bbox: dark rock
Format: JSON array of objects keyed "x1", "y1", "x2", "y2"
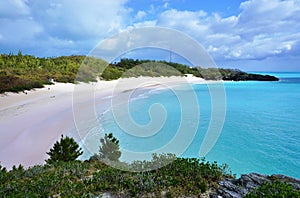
[
  {"x1": 221, "y1": 72, "x2": 279, "y2": 81},
  {"x1": 218, "y1": 179, "x2": 243, "y2": 198},
  {"x1": 210, "y1": 173, "x2": 300, "y2": 198},
  {"x1": 244, "y1": 173, "x2": 270, "y2": 186}
]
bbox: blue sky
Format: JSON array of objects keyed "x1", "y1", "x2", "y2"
[{"x1": 0, "y1": 0, "x2": 300, "y2": 71}]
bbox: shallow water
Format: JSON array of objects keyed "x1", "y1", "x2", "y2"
[{"x1": 81, "y1": 72, "x2": 300, "y2": 178}]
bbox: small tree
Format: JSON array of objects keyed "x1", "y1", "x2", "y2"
[
  {"x1": 46, "y1": 135, "x2": 83, "y2": 164},
  {"x1": 99, "y1": 133, "x2": 121, "y2": 161}
]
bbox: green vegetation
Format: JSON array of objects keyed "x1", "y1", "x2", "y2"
[
  {"x1": 102, "y1": 58, "x2": 279, "y2": 81},
  {"x1": 102, "y1": 59, "x2": 201, "y2": 80},
  {"x1": 122, "y1": 62, "x2": 182, "y2": 77},
  {"x1": 0, "y1": 156, "x2": 230, "y2": 197},
  {"x1": 245, "y1": 180, "x2": 300, "y2": 197},
  {"x1": 0, "y1": 53, "x2": 278, "y2": 93},
  {"x1": 0, "y1": 52, "x2": 106, "y2": 93},
  {"x1": 45, "y1": 135, "x2": 83, "y2": 164},
  {"x1": 99, "y1": 133, "x2": 121, "y2": 161},
  {"x1": 0, "y1": 133, "x2": 231, "y2": 197},
  {"x1": 1, "y1": 133, "x2": 299, "y2": 197},
  {"x1": 95, "y1": 133, "x2": 122, "y2": 162}
]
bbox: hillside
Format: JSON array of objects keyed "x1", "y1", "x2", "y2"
[
  {"x1": 0, "y1": 53, "x2": 278, "y2": 93},
  {"x1": 1, "y1": 152, "x2": 299, "y2": 197}
]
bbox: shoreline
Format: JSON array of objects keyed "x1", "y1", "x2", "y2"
[{"x1": 0, "y1": 76, "x2": 208, "y2": 169}]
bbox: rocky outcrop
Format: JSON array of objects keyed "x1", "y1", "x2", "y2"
[
  {"x1": 210, "y1": 173, "x2": 300, "y2": 198},
  {"x1": 222, "y1": 73, "x2": 279, "y2": 81}
]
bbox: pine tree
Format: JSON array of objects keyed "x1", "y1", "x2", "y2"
[
  {"x1": 46, "y1": 135, "x2": 83, "y2": 164},
  {"x1": 99, "y1": 133, "x2": 121, "y2": 161}
]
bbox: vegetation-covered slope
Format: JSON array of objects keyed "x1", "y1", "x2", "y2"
[
  {"x1": 0, "y1": 52, "x2": 107, "y2": 93},
  {"x1": 0, "y1": 134, "x2": 231, "y2": 197},
  {"x1": 1, "y1": 134, "x2": 299, "y2": 197},
  {"x1": 0, "y1": 157, "x2": 232, "y2": 197},
  {"x1": 0, "y1": 53, "x2": 278, "y2": 93},
  {"x1": 102, "y1": 59, "x2": 279, "y2": 81}
]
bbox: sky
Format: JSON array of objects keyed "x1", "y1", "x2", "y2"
[{"x1": 0, "y1": 0, "x2": 300, "y2": 71}]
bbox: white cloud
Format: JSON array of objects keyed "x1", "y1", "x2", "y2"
[
  {"x1": 92, "y1": 27, "x2": 216, "y2": 67},
  {"x1": 132, "y1": 20, "x2": 157, "y2": 28},
  {"x1": 0, "y1": 0, "x2": 30, "y2": 18},
  {"x1": 237, "y1": 0, "x2": 300, "y2": 39},
  {"x1": 0, "y1": 0, "x2": 131, "y2": 56},
  {"x1": 149, "y1": 4, "x2": 156, "y2": 15},
  {"x1": 152, "y1": 0, "x2": 300, "y2": 61},
  {"x1": 135, "y1": 11, "x2": 147, "y2": 20},
  {"x1": 1, "y1": 0, "x2": 299, "y2": 66},
  {"x1": 157, "y1": 9, "x2": 209, "y2": 37},
  {"x1": 163, "y1": 2, "x2": 169, "y2": 9},
  {"x1": 30, "y1": 0, "x2": 131, "y2": 40}
]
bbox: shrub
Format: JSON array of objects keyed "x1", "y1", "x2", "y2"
[
  {"x1": 245, "y1": 180, "x2": 300, "y2": 198},
  {"x1": 45, "y1": 135, "x2": 83, "y2": 164},
  {"x1": 99, "y1": 133, "x2": 121, "y2": 162}
]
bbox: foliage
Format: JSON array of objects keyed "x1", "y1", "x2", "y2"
[
  {"x1": 102, "y1": 58, "x2": 199, "y2": 80},
  {"x1": 98, "y1": 133, "x2": 121, "y2": 161},
  {"x1": 102, "y1": 58, "x2": 278, "y2": 81},
  {"x1": 245, "y1": 180, "x2": 300, "y2": 198},
  {"x1": 0, "y1": 161, "x2": 91, "y2": 197},
  {"x1": 129, "y1": 153, "x2": 177, "y2": 172},
  {"x1": 0, "y1": 53, "x2": 278, "y2": 93},
  {"x1": 101, "y1": 66, "x2": 124, "y2": 80},
  {"x1": 45, "y1": 135, "x2": 83, "y2": 164},
  {"x1": 121, "y1": 62, "x2": 182, "y2": 77},
  {"x1": 0, "y1": 155, "x2": 232, "y2": 197},
  {"x1": 0, "y1": 53, "x2": 106, "y2": 93},
  {"x1": 2, "y1": 132, "x2": 295, "y2": 197},
  {"x1": 0, "y1": 162, "x2": 8, "y2": 185}
]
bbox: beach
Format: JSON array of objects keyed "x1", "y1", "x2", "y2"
[{"x1": 0, "y1": 76, "x2": 205, "y2": 169}]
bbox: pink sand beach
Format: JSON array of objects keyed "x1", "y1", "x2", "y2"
[{"x1": 0, "y1": 76, "x2": 205, "y2": 169}]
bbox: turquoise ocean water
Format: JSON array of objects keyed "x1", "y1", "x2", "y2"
[{"x1": 92, "y1": 72, "x2": 300, "y2": 178}]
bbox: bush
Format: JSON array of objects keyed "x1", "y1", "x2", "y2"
[
  {"x1": 0, "y1": 155, "x2": 231, "y2": 197},
  {"x1": 98, "y1": 133, "x2": 121, "y2": 162},
  {"x1": 45, "y1": 135, "x2": 83, "y2": 164},
  {"x1": 246, "y1": 180, "x2": 300, "y2": 198}
]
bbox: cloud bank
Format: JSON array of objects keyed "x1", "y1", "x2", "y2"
[{"x1": 0, "y1": 0, "x2": 299, "y2": 70}]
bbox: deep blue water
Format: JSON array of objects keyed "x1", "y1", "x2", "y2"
[{"x1": 87, "y1": 72, "x2": 300, "y2": 178}]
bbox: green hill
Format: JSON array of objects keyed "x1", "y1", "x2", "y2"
[{"x1": 0, "y1": 53, "x2": 278, "y2": 93}]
